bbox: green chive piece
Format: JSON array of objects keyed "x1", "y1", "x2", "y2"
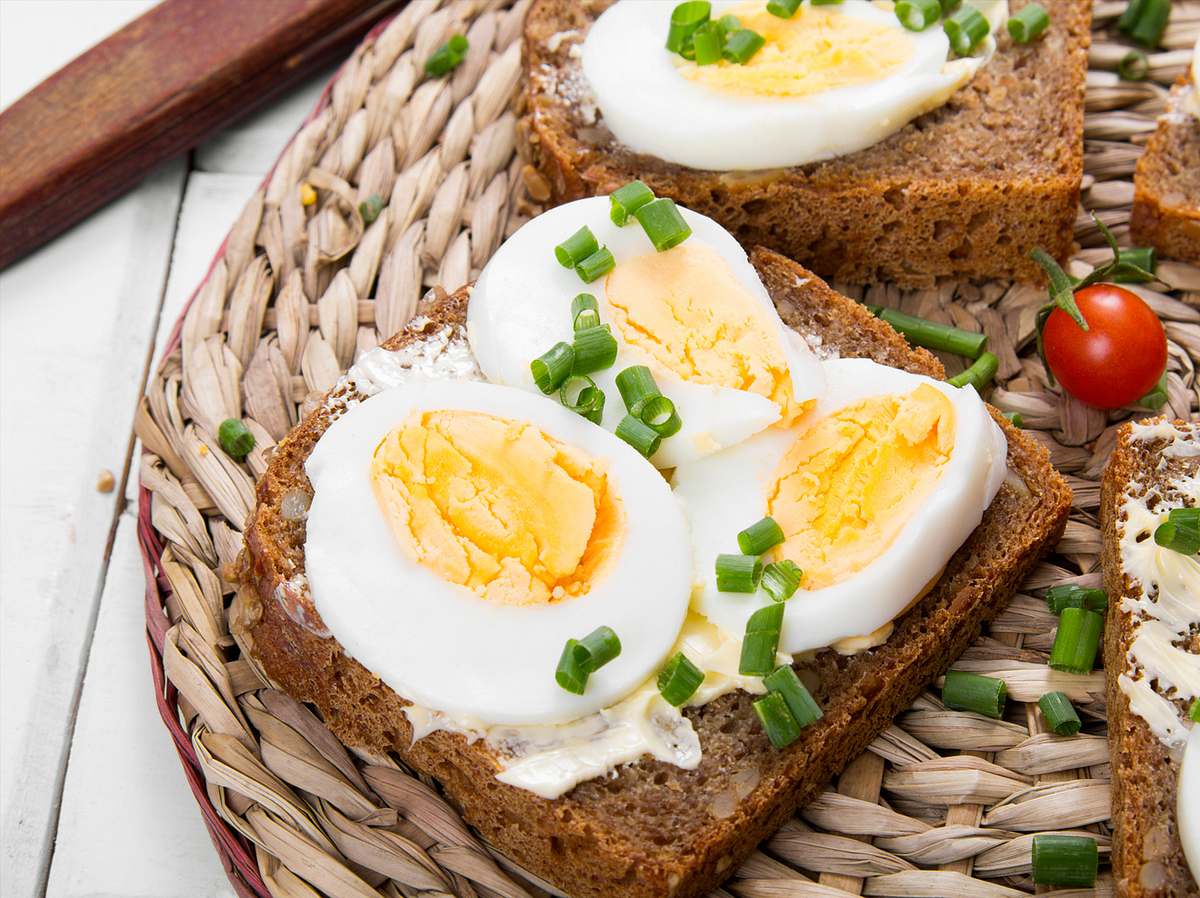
[
  {"x1": 762, "y1": 560, "x2": 803, "y2": 603},
  {"x1": 555, "y1": 226, "x2": 599, "y2": 268},
  {"x1": 610, "y1": 180, "x2": 655, "y2": 226},
  {"x1": 948, "y1": 351, "x2": 999, "y2": 392},
  {"x1": 572, "y1": 325, "x2": 619, "y2": 374},
  {"x1": 575, "y1": 246, "x2": 615, "y2": 283},
  {"x1": 1006, "y1": 2, "x2": 1049, "y2": 42},
  {"x1": 1190, "y1": 699, "x2": 1200, "y2": 723},
  {"x1": 717, "y1": 553, "x2": 763, "y2": 594},
  {"x1": 560, "y1": 375, "x2": 604, "y2": 421},
  {"x1": 634, "y1": 198, "x2": 692, "y2": 252},
  {"x1": 639, "y1": 394, "x2": 682, "y2": 437},
  {"x1": 1118, "y1": 49, "x2": 1150, "y2": 80},
  {"x1": 764, "y1": 665, "x2": 823, "y2": 726},
  {"x1": 754, "y1": 692, "x2": 802, "y2": 748},
  {"x1": 1031, "y1": 834, "x2": 1099, "y2": 887},
  {"x1": 1044, "y1": 585, "x2": 1108, "y2": 615},
  {"x1": 1137, "y1": 370, "x2": 1169, "y2": 410},
  {"x1": 942, "y1": 670, "x2": 1008, "y2": 719},
  {"x1": 571, "y1": 293, "x2": 600, "y2": 331},
  {"x1": 896, "y1": 0, "x2": 942, "y2": 31},
  {"x1": 667, "y1": 0, "x2": 711, "y2": 53},
  {"x1": 425, "y1": 34, "x2": 469, "y2": 77},
  {"x1": 615, "y1": 414, "x2": 662, "y2": 458},
  {"x1": 939, "y1": 0, "x2": 962, "y2": 12},
  {"x1": 1118, "y1": 0, "x2": 1146, "y2": 30},
  {"x1": 583, "y1": 389, "x2": 605, "y2": 424},
  {"x1": 1004, "y1": 411, "x2": 1024, "y2": 428},
  {"x1": 358, "y1": 193, "x2": 385, "y2": 225},
  {"x1": 658, "y1": 652, "x2": 706, "y2": 706},
  {"x1": 739, "y1": 602, "x2": 784, "y2": 676},
  {"x1": 1048, "y1": 607, "x2": 1104, "y2": 674},
  {"x1": 716, "y1": 13, "x2": 741, "y2": 35},
  {"x1": 738, "y1": 516, "x2": 785, "y2": 555},
  {"x1": 722, "y1": 28, "x2": 766, "y2": 64},
  {"x1": 811, "y1": 0, "x2": 844, "y2": 4},
  {"x1": 555, "y1": 639, "x2": 588, "y2": 694},
  {"x1": 1122, "y1": 0, "x2": 1170, "y2": 47},
  {"x1": 574, "y1": 625, "x2": 622, "y2": 672},
  {"x1": 692, "y1": 21, "x2": 725, "y2": 64},
  {"x1": 866, "y1": 305, "x2": 988, "y2": 358},
  {"x1": 767, "y1": 0, "x2": 802, "y2": 17},
  {"x1": 1038, "y1": 691, "x2": 1082, "y2": 736},
  {"x1": 1113, "y1": 246, "x2": 1156, "y2": 280},
  {"x1": 1154, "y1": 507, "x2": 1200, "y2": 555},
  {"x1": 218, "y1": 418, "x2": 255, "y2": 460},
  {"x1": 944, "y1": 5, "x2": 989, "y2": 55},
  {"x1": 531, "y1": 342, "x2": 575, "y2": 394},
  {"x1": 616, "y1": 365, "x2": 661, "y2": 416}
]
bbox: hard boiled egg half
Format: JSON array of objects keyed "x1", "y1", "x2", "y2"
[
  {"x1": 304, "y1": 380, "x2": 693, "y2": 725},
  {"x1": 467, "y1": 196, "x2": 825, "y2": 468},
  {"x1": 673, "y1": 358, "x2": 1008, "y2": 652},
  {"x1": 582, "y1": 0, "x2": 1007, "y2": 171}
]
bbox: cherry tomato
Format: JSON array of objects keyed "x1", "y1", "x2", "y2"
[{"x1": 1042, "y1": 284, "x2": 1166, "y2": 410}]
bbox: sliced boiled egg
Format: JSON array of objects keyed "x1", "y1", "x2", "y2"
[
  {"x1": 467, "y1": 196, "x2": 825, "y2": 468},
  {"x1": 582, "y1": 0, "x2": 1007, "y2": 171},
  {"x1": 673, "y1": 358, "x2": 1008, "y2": 652},
  {"x1": 304, "y1": 380, "x2": 693, "y2": 725}
]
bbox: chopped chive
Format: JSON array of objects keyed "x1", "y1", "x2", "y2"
[
  {"x1": 939, "y1": 0, "x2": 962, "y2": 12},
  {"x1": 1137, "y1": 370, "x2": 1169, "y2": 410},
  {"x1": 447, "y1": 34, "x2": 468, "y2": 54},
  {"x1": 1117, "y1": 49, "x2": 1150, "y2": 80},
  {"x1": 358, "y1": 193, "x2": 385, "y2": 225},
  {"x1": 425, "y1": 34, "x2": 469, "y2": 77},
  {"x1": 610, "y1": 180, "x2": 655, "y2": 226},
  {"x1": 572, "y1": 325, "x2": 619, "y2": 374},
  {"x1": 1044, "y1": 585, "x2": 1108, "y2": 615},
  {"x1": 560, "y1": 375, "x2": 604, "y2": 421},
  {"x1": 717, "y1": 553, "x2": 763, "y2": 594},
  {"x1": 762, "y1": 560, "x2": 803, "y2": 603},
  {"x1": 767, "y1": 0, "x2": 802, "y2": 17},
  {"x1": 583, "y1": 388, "x2": 605, "y2": 424},
  {"x1": 1048, "y1": 607, "x2": 1104, "y2": 674},
  {"x1": 948, "y1": 351, "x2": 999, "y2": 392},
  {"x1": 1113, "y1": 246, "x2": 1156, "y2": 280},
  {"x1": 666, "y1": 0, "x2": 711, "y2": 53},
  {"x1": 1031, "y1": 834, "x2": 1098, "y2": 887},
  {"x1": 944, "y1": 5, "x2": 989, "y2": 55},
  {"x1": 754, "y1": 691, "x2": 802, "y2": 748},
  {"x1": 1121, "y1": 0, "x2": 1170, "y2": 47},
  {"x1": 615, "y1": 365, "x2": 661, "y2": 416},
  {"x1": 1191, "y1": 699, "x2": 1200, "y2": 723},
  {"x1": 615, "y1": 414, "x2": 661, "y2": 458},
  {"x1": 896, "y1": 0, "x2": 942, "y2": 31},
  {"x1": 737, "y1": 516, "x2": 785, "y2": 555},
  {"x1": 571, "y1": 293, "x2": 600, "y2": 331},
  {"x1": 575, "y1": 246, "x2": 615, "y2": 283},
  {"x1": 574, "y1": 626, "x2": 621, "y2": 672},
  {"x1": 634, "y1": 198, "x2": 692, "y2": 252},
  {"x1": 716, "y1": 13, "x2": 741, "y2": 34},
  {"x1": 1038, "y1": 691, "x2": 1082, "y2": 736},
  {"x1": 531, "y1": 342, "x2": 575, "y2": 394},
  {"x1": 218, "y1": 418, "x2": 255, "y2": 460},
  {"x1": 722, "y1": 28, "x2": 765, "y2": 64},
  {"x1": 1118, "y1": 0, "x2": 1146, "y2": 30},
  {"x1": 1006, "y1": 2, "x2": 1049, "y2": 42},
  {"x1": 764, "y1": 665, "x2": 823, "y2": 726},
  {"x1": 658, "y1": 652, "x2": 706, "y2": 706},
  {"x1": 639, "y1": 395, "x2": 682, "y2": 437},
  {"x1": 555, "y1": 226, "x2": 599, "y2": 268},
  {"x1": 866, "y1": 305, "x2": 987, "y2": 358},
  {"x1": 1004, "y1": 411, "x2": 1024, "y2": 428},
  {"x1": 1154, "y1": 507, "x2": 1200, "y2": 555},
  {"x1": 811, "y1": 0, "x2": 844, "y2": 4},
  {"x1": 942, "y1": 670, "x2": 1007, "y2": 719},
  {"x1": 692, "y1": 21, "x2": 725, "y2": 64},
  {"x1": 555, "y1": 638, "x2": 588, "y2": 694},
  {"x1": 739, "y1": 602, "x2": 784, "y2": 676}
]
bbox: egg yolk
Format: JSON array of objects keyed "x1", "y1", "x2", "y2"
[
  {"x1": 370, "y1": 410, "x2": 624, "y2": 606},
  {"x1": 767, "y1": 385, "x2": 954, "y2": 589},
  {"x1": 678, "y1": 2, "x2": 914, "y2": 98},
  {"x1": 604, "y1": 241, "x2": 804, "y2": 425}
]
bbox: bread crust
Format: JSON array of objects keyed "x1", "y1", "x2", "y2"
[
  {"x1": 1101, "y1": 418, "x2": 1200, "y2": 898},
  {"x1": 1130, "y1": 80, "x2": 1200, "y2": 263},
  {"x1": 238, "y1": 251, "x2": 1072, "y2": 898},
  {"x1": 519, "y1": 0, "x2": 1091, "y2": 288}
]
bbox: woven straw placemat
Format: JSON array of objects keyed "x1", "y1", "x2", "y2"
[{"x1": 136, "y1": 1, "x2": 1200, "y2": 896}]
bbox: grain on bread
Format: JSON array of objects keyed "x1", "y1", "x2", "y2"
[
  {"x1": 520, "y1": 0, "x2": 1091, "y2": 288},
  {"x1": 1130, "y1": 79, "x2": 1200, "y2": 263},
  {"x1": 236, "y1": 250, "x2": 1073, "y2": 898}
]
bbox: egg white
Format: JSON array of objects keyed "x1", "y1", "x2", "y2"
[
  {"x1": 467, "y1": 196, "x2": 825, "y2": 468},
  {"x1": 304, "y1": 380, "x2": 693, "y2": 725},
  {"x1": 672, "y1": 358, "x2": 1009, "y2": 653},
  {"x1": 581, "y1": 0, "x2": 1007, "y2": 171}
]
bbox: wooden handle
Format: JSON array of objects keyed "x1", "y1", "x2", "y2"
[{"x1": 0, "y1": 0, "x2": 405, "y2": 271}]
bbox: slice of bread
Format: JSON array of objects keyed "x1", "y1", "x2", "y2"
[
  {"x1": 1130, "y1": 79, "x2": 1200, "y2": 263},
  {"x1": 236, "y1": 249, "x2": 1072, "y2": 898},
  {"x1": 520, "y1": 0, "x2": 1091, "y2": 288},
  {"x1": 1101, "y1": 418, "x2": 1200, "y2": 898}
]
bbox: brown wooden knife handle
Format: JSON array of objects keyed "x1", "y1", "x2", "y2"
[{"x1": 0, "y1": 0, "x2": 406, "y2": 271}]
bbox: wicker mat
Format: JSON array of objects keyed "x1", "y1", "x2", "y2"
[{"x1": 136, "y1": 1, "x2": 1200, "y2": 896}]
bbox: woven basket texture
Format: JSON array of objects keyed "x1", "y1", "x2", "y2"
[{"x1": 136, "y1": 1, "x2": 1200, "y2": 896}]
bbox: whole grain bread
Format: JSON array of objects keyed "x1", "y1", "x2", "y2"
[
  {"x1": 1130, "y1": 79, "x2": 1200, "y2": 263},
  {"x1": 1101, "y1": 418, "x2": 1200, "y2": 898},
  {"x1": 237, "y1": 249, "x2": 1072, "y2": 898},
  {"x1": 519, "y1": 0, "x2": 1091, "y2": 288}
]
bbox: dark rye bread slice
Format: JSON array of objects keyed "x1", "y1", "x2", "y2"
[
  {"x1": 519, "y1": 0, "x2": 1091, "y2": 288},
  {"x1": 236, "y1": 249, "x2": 1072, "y2": 898},
  {"x1": 1101, "y1": 418, "x2": 1200, "y2": 898},
  {"x1": 1130, "y1": 79, "x2": 1200, "y2": 263}
]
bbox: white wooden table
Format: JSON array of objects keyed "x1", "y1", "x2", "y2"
[{"x1": 0, "y1": 4, "x2": 337, "y2": 894}]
